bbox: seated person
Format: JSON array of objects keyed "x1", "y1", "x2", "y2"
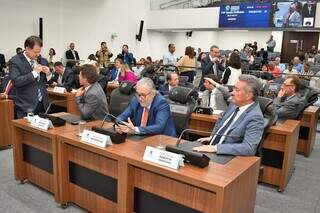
[
  {"x1": 0, "y1": 75, "x2": 15, "y2": 100},
  {"x1": 88, "y1": 60, "x2": 107, "y2": 93},
  {"x1": 109, "y1": 58, "x2": 122, "y2": 82},
  {"x1": 300, "y1": 62, "x2": 314, "y2": 81},
  {"x1": 200, "y1": 74, "x2": 229, "y2": 111},
  {"x1": 118, "y1": 63, "x2": 137, "y2": 83},
  {"x1": 49, "y1": 62, "x2": 75, "y2": 90},
  {"x1": 273, "y1": 76, "x2": 306, "y2": 119},
  {"x1": 193, "y1": 74, "x2": 264, "y2": 156},
  {"x1": 75, "y1": 64, "x2": 109, "y2": 120},
  {"x1": 158, "y1": 72, "x2": 179, "y2": 96},
  {"x1": 115, "y1": 77, "x2": 176, "y2": 137},
  {"x1": 282, "y1": 62, "x2": 298, "y2": 78}
]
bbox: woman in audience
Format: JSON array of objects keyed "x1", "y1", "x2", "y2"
[
  {"x1": 176, "y1": 46, "x2": 197, "y2": 83},
  {"x1": 221, "y1": 52, "x2": 242, "y2": 86},
  {"x1": 47, "y1": 48, "x2": 57, "y2": 69},
  {"x1": 268, "y1": 61, "x2": 281, "y2": 78},
  {"x1": 118, "y1": 61, "x2": 137, "y2": 83}
]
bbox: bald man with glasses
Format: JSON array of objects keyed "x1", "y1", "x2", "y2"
[
  {"x1": 115, "y1": 77, "x2": 176, "y2": 137},
  {"x1": 274, "y1": 76, "x2": 306, "y2": 119}
]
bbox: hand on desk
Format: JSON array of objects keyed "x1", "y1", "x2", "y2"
[
  {"x1": 197, "y1": 137, "x2": 211, "y2": 144},
  {"x1": 193, "y1": 145, "x2": 217, "y2": 153},
  {"x1": 115, "y1": 118, "x2": 135, "y2": 135}
]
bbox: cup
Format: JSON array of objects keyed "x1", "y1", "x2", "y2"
[
  {"x1": 156, "y1": 135, "x2": 165, "y2": 150},
  {"x1": 78, "y1": 120, "x2": 86, "y2": 137},
  {"x1": 27, "y1": 112, "x2": 34, "y2": 122}
]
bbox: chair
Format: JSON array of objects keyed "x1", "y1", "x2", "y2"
[
  {"x1": 167, "y1": 86, "x2": 195, "y2": 137},
  {"x1": 108, "y1": 82, "x2": 135, "y2": 116},
  {"x1": 178, "y1": 75, "x2": 189, "y2": 84}
]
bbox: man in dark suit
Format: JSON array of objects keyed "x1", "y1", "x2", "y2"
[
  {"x1": 117, "y1": 44, "x2": 134, "y2": 67},
  {"x1": 158, "y1": 72, "x2": 179, "y2": 96},
  {"x1": 75, "y1": 64, "x2": 108, "y2": 120},
  {"x1": 116, "y1": 77, "x2": 176, "y2": 137},
  {"x1": 48, "y1": 61, "x2": 75, "y2": 90},
  {"x1": 0, "y1": 52, "x2": 5, "y2": 72},
  {"x1": 9, "y1": 36, "x2": 50, "y2": 118},
  {"x1": 193, "y1": 75, "x2": 264, "y2": 156},
  {"x1": 274, "y1": 76, "x2": 306, "y2": 119},
  {"x1": 302, "y1": 1, "x2": 316, "y2": 18},
  {"x1": 65, "y1": 42, "x2": 80, "y2": 68},
  {"x1": 201, "y1": 45, "x2": 225, "y2": 80}
]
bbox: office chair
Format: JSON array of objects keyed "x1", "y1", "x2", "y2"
[
  {"x1": 167, "y1": 86, "x2": 195, "y2": 137},
  {"x1": 109, "y1": 81, "x2": 135, "y2": 116}
]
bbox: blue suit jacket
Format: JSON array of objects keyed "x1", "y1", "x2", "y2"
[
  {"x1": 117, "y1": 94, "x2": 176, "y2": 137},
  {"x1": 9, "y1": 54, "x2": 49, "y2": 114},
  {"x1": 48, "y1": 67, "x2": 75, "y2": 89},
  {"x1": 213, "y1": 102, "x2": 264, "y2": 156},
  {"x1": 109, "y1": 68, "x2": 119, "y2": 81}
]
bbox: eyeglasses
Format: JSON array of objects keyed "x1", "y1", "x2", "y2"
[{"x1": 135, "y1": 91, "x2": 152, "y2": 98}]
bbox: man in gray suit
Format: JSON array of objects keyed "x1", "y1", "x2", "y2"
[
  {"x1": 193, "y1": 75, "x2": 264, "y2": 156},
  {"x1": 75, "y1": 64, "x2": 108, "y2": 120},
  {"x1": 274, "y1": 76, "x2": 306, "y2": 119},
  {"x1": 201, "y1": 74, "x2": 230, "y2": 111}
]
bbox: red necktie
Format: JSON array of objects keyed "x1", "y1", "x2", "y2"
[{"x1": 140, "y1": 108, "x2": 149, "y2": 127}]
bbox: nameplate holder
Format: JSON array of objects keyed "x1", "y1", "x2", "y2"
[
  {"x1": 30, "y1": 115, "x2": 53, "y2": 130},
  {"x1": 143, "y1": 146, "x2": 183, "y2": 170},
  {"x1": 81, "y1": 129, "x2": 112, "y2": 148},
  {"x1": 53, "y1": 86, "x2": 65, "y2": 93}
]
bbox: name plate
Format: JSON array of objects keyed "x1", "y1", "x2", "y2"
[
  {"x1": 53, "y1": 86, "x2": 65, "y2": 93},
  {"x1": 143, "y1": 146, "x2": 183, "y2": 170},
  {"x1": 81, "y1": 129, "x2": 112, "y2": 148},
  {"x1": 30, "y1": 115, "x2": 53, "y2": 130}
]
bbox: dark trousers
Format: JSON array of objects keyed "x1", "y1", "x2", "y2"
[{"x1": 16, "y1": 102, "x2": 45, "y2": 119}]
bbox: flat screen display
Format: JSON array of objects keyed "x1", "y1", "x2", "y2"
[
  {"x1": 219, "y1": 3, "x2": 272, "y2": 28},
  {"x1": 273, "y1": 1, "x2": 317, "y2": 28}
]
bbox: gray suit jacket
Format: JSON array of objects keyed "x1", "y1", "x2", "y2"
[
  {"x1": 273, "y1": 94, "x2": 306, "y2": 119},
  {"x1": 76, "y1": 82, "x2": 108, "y2": 120},
  {"x1": 213, "y1": 102, "x2": 264, "y2": 156},
  {"x1": 201, "y1": 85, "x2": 230, "y2": 111}
]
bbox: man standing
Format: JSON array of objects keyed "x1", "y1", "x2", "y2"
[
  {"x1": 118, "y1": 44, "x2": 134, "y2": 67},
  {"x1": 266, "y1": 35, "x2": 276, "y2": 52},
  {"x1": 9, "y1": 36, "x2": 51, "y2": 118},
  {"x1": 96, "y1": 41, "x2": 113, "y2": 68},
  {"x1": 116, "y1": 77, "x2": 176, "y2": 137},
  {"x1": 65, "y1": 42, "x2": 80, "y2": 68},
  {"x1": 163, "y1": 43, "x2": 177, "y2": 65},
  {"x1": 193, "y1": 75, "x2": 264, "y2": 156}
]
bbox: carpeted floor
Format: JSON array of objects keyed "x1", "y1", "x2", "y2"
[{"x1": 0, "y1": 133, "x2": 319, "y2": 213}]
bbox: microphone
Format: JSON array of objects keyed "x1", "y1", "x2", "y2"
[{"x1": 45, "y1": 99, "x2": 67, "y2": 114}]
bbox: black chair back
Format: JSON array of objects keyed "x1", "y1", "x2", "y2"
[{"x1": 109, "y1": 82, "x2": 135, "y2": 116}]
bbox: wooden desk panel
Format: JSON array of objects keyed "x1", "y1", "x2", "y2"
[
  {"x1": 297, "y1": 106, "x2": 319, "y2": 157},
  {"x1": 12, "y1": 118, "x2": 78, "y2": 203},
  {"x1": 47, "y1": 88, "x2": 80, "y2": 115},
  {"x1": 57, "y1": 125, "x2": 260, "y2": 213},
  {"x1": 189, "y1": 113, "x2": 300, "y2": 192},
  {"x1": 0, "y1": 99, "x2": 14, "y2": 148}
]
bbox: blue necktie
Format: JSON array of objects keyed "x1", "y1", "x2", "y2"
[
  {"x1": 30, "y1": 60, "x2": 43, "y2": 102},
  {"x1": 210, "y1": 107, "x2": 239, "y2": 145}
]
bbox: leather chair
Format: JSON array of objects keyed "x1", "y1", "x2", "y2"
[{"x1": 108, "y1": 82, "x2": 135, "y2": 116}]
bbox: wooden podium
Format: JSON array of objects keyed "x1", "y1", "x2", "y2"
[{"x1": 0, "y1": 99, "x2": 14, "y2": 148}]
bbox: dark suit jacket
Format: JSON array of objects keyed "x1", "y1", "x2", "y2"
[
  {"x1": 117, "y1": 94, "x2": 177, "y2": 137},
  {"x1": 65, "y1": 49, "x2": 80, "y2": 60},
  {"x1": 201, "y1": 56, "x2": 225, "y2": 79},
  {"x1": 48, "y1": 67, "x2": 75, "y2": 89},
  {"x1": 158, "y1": 83, "x2": 170, "y2": 96},
  {"x1": 9, "y1": 54, "x2": 49, "y2": 116},
  {"x1": 213, "y1": 102, "x2": 264, "y2": 156},
  {"x1": 0, "y1": 53, "x2": 5, "y2": 71},
  {"x1": 302, "y1": 4, "x2": 316, "y2": 18},
  {"x1": 273, "y1": 94, "x2": 307, "y2": 119},
  {"x1": 97, "y1": 74, "x2": 107, "y2": 93}
]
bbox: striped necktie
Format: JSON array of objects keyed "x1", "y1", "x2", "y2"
[{"x1": 30, "y1": 60, "x2": 43, "y2": 102}]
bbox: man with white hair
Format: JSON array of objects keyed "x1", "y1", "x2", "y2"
[{"x1": 116, "y1": 77, "x2": 176, "y2": 136}]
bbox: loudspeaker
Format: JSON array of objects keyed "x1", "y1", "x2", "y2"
[
  {"x1": 39, "y1": 18, "x2": 43, "y2": 41},
  {"x1": 136, "y1": 20, "x2": 144, "y2": 41},
  {"x1": 186, "y1": 31, "x2": 192, "y2": 37}
]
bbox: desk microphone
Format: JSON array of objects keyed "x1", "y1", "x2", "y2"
[{"x1": 45, "y1": 99, "x2": 68, "y2": 114}]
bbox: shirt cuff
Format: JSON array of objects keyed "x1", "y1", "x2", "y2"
[
  {"x1": 134, "y1": 127, "x2": 140, "y2": 134},
  {"x1": 32, "y1": 71, "x2": 39, "y2": 78}
]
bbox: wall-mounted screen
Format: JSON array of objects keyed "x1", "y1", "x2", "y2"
[
  {"x1": 219, "y1": 3, "x2": 272, "y2": 28},
  {"x1": 273, "y1": 1, "x2": 317, "y2": 28}
]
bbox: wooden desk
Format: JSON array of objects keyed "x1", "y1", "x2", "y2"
[
  {"x1": 47, "y1": 88, "x2": 80, "y2": 115},
  {"x1": 189, "y1": 113, "x2": 300, "y2": 192},
  {"x1": 0, "y1": 99, "x2": 14, "y2": 148},
  {"x1": 297, "y1": 106, "x2": 320, "y2": 157},
  {"x1": 57, "y1": 121, "x2": 260, "y2": 213},
  {"x1": 12, "y1": 117, "x2": 79, "y2": 202}
]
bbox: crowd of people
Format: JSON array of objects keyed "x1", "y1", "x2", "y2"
[{"x1": 0, "y1": 34, "x2": 319, "y2": 157}]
